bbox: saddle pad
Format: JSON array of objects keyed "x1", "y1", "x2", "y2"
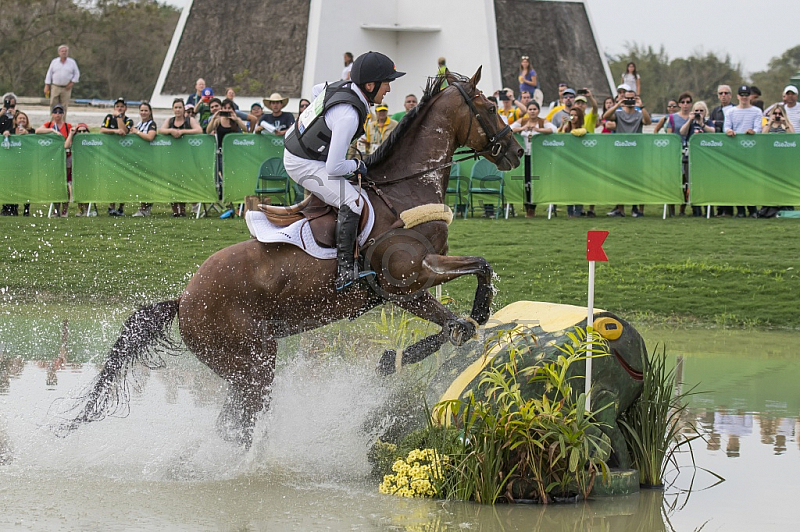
[{"x1": 245, "y1": 192, "x2": 375, "y2": 260}]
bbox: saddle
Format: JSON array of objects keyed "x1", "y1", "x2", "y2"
[{"x1": 258, "y1": 195, "x2": 370, "y2": 249}]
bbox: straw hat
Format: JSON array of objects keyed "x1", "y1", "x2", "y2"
[{"x1": 263, "y1": 93, "x2": 289, "y2": 106}]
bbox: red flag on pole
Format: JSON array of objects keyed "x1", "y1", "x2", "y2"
[{"x1": 587, "y1": 231, "x2": 609, "y2": 262}]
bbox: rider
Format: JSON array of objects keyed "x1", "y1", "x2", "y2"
[{"x1": 284, "y1": 51, "x2": 405, "y2": 291}]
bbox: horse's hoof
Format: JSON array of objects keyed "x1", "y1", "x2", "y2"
[
  {"x1": 377, "y1": 350, "x2": 397, "y2": 376},
  {"x1": 448, "y1": 318, "x2": 476, "y2": 346}
]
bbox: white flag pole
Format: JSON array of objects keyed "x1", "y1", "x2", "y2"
[{"x1": 586, "y1": 260, "x2": 595, "y2": 412}]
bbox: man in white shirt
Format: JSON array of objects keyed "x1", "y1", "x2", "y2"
[
  {"x1": 782, "y1": 85, "x2": 800, "y2": 132},
  {"x1": 43, "y1": 45, "x2": 80, "y2": 120},
  {"x1": 724, "y1": 86, "x2": 762, "y2": 218}
]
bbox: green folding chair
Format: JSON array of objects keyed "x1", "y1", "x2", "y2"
[
  {"x1": 255, "y1": 157, "x2": 292, "y2": 206},
  {"x1": 467, "y1": 159, "x2": 505, "y2": 219},
  {"x1": 445, "y1": 163, "x2": 467, "y2": 218}
]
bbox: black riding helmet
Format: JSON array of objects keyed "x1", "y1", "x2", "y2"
[{"x1": 351, "y1": 51, "x2": 406, "y2": 103}]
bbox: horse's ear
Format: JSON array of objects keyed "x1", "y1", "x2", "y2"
[
  {"x1": 444, "y1": 68, "x2": 458, "y2": 86},
  {"x1": 469, "y1": 66, "x2": 482, "y2": 89}
]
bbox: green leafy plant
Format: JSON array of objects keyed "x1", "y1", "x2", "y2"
[
  {"x1": 430, "y1": 327, "x2": 611, "y2": 504},
  {"x1": 618, "y1": 345, "x2": 702, "y2": 487}
]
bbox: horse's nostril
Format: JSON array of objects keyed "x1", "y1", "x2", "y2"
[{"x1": 516, "y1": 148, "x2": 524, "y2": 158}]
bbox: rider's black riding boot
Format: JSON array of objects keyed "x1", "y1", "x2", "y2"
[{"x1": 335, "y1": 205, "x2": 375, "y2": 291}]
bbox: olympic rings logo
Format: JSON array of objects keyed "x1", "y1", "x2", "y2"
[
  {"x1": 581, "y1": 139, "x2": 597, "y2": 147},
  {"x1": 654, "y1": 139, "x2": 670, "y2": 147},
  {"x1": 188, "y1": 138, "x2": 204, "y2": 147},
  {"x1": 38, "y1": 139, "x2": 53, "y2": 147},
  {"x1": 271, "y1": 138, "x2": 284, "y2": 147},
  {"x1": 119, "y1": 139, "x2": 134, "y2": 147},
  {"x1": 739, "y1": 140, "x2": 756, "y2": 148}
]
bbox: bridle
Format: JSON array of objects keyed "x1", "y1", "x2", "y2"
[
  {"x1": 353, "y1": 80, "x2": 514, "y2": 186},
  {"x1": 452, "y1": 81, "x2": 513, "y2": 160}
]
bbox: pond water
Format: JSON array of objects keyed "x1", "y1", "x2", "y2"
[{"x1": 0, "y1": 307, "x2": 797, "y2": 531}]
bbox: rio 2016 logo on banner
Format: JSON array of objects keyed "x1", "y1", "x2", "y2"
[
  {"x1": 119, "y1": 138, "x2": 134, "y2": 147},
  {"x1": 38, "y1": 139, "x2": 53, "y2": 147},
  {"x1": 582, "y1": 139, "x2": 597, "y2": 147},
  {"x1": 739, "y1": 140, "x2": 756, "y2": 148},
  {"x1": 188, "y1": 138, "x2": 204, "y2": 147},
  {"x1": 654, "y1": 139, "x2": 670, "y2": 147}
]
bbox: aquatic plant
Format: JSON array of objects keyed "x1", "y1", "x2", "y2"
[{"x1": 618, "y1": 345, "x2": 702, "y2": 487}]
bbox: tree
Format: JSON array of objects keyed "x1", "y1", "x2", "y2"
[
  {"x1": 750, "y1": 45, "x2": 800, "y2": 105},
  {"x1": 609, "y1": 44, "x2": 745, "y2": 113}
]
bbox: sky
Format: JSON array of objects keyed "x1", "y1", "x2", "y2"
[{"x1": 161, "y1": 0, "x2": 799, "y2": 76}]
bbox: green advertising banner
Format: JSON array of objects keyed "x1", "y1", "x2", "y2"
[
  {"x1": 0, "y1": 134, "x2": 67, "y2": 203},
  {"x1": 529, "y1": 133, "x2": 683, "y2": 204},
  {"x1": 690, "y1": 133, "x2": 800, "y2": 205},
  {"x1": 71, "y1": 134, "x2": 217, "y2": 203},
  {"x1": 222, "y1": 133, "x2": 285, "y2": 203}
]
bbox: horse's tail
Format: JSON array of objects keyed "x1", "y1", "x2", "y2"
[{"x1": 54, "y1": 299, "x2": 180, "y2": 436}]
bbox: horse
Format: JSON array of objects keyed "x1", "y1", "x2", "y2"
[{"x1": 59, "y1": 68, "x2": 523, "y2": 446}]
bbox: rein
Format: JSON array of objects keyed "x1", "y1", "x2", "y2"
[{"x1": 349, "y1": 81, "x2": 513, "y2": 187}]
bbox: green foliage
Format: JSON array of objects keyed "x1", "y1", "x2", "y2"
[
  {"x1": 231, "y1": 69, "x2": 264, "y2": 97},
  {"x1": 618, "y1": 346, "x2": 702, "y2": 486},
  {"x1": 608, "y1": 44, "x2": 745, "y2": 112},
  {"x1": 750, "y1": 45, "x2": 800, "y2": 104},
  {"x1": 370, "y1": 305, "x2": 437, "y2": 353},
  {"x1": 0, "y1": 0, "x2": 179, "y2": 99},
  {"x1": 430, "y1": 328, "x2": 611, "y2": 504}
]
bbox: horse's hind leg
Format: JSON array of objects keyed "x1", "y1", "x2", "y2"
[{"x1": 216, "y1": 334, "x2": 277, "y2": 448}]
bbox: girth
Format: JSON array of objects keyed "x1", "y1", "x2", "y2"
[{"x1": 258, "y1": 195, "x2": 370, "y2": 249}]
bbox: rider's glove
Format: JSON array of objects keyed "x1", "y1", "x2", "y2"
[{"x1": 355, "y1": 160, "x2": 368, "y2": 177}]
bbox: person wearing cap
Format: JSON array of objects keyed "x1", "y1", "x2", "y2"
[
  {"x1": 245, "y1": 102, "x2": 264, "y2": 133},
  {"x1": 283, "y1": 50, "x2": 405, "y2": 291},
  {"x1": 35, "y1": 103, "x2": 73, "y2": 217},
  {"x1": 547, "y1": 83, "x2": 568, "y2": 111},
  {"x1": 781, "y1": 85, "x2": 800, "y2": 132},
  {"x1": 550, "y1": 88, "x2": 577, "y2": 129},
  {"x1": 572, "y1": 89, "x2": 598, "y2": 132},
  {"x1": 43, "y1": 45, "x2": 80, "y2": 120},
  {"x1": 99, "y1": 98, "x2": 134, "y2": 216},
  {"x1": 364, "y1": 104, "x2": 398, "y2": 154},
  {"x1": 256, "y1": 93, "x2": 295, "y2": 136},
  {"x1": 195, "y1": 87, "x2": 215, "y2": 128},
  {"x1": 723, "y1": 86, "x2": 762, "y2": 218}
]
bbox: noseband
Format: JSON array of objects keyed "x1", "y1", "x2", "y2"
[{"x1": 453, "y1": 82, "x2": 513, "y2": 159}]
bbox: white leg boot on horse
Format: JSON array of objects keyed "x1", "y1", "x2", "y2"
[{"x1": 335, "y1": 205, "x2": 375, "y2": 291}]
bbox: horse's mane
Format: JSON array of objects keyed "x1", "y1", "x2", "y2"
[{"x1": 364, "y1": 71, "x2": 471, "y2": 168}]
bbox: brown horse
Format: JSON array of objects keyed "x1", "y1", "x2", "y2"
[{"x1": 59, "y1": 69, "x2": 522, "y2": 445}]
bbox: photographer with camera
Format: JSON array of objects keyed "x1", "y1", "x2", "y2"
[
  {"x1": 763, "y1": 103, "x2": 795, "y2": 134},
  {"x1": 206, "y1": 98, "x2": 246, "y2": 144},
  {"x1": 603, "y1": 89, "x2": 651, "y2": 217},
  {"x1": 1, "y1": 94, "x2": 17, "y2": 141}
]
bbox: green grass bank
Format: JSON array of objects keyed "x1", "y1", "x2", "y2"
[{"x1": 1, "y1": 204, "x2": 798, "y2": 329}]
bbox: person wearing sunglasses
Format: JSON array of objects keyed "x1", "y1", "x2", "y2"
[
  {"x1": 518, "y1": 55, "x2": 537, "y2": 98},
  {"x1": 763, "y1": 103, "x2": 794, "y2": 134},
  {"x1": 66, "y1": 124, "x2": 94, "y2": 216},
  {"x1": 710, "y1": 85, "x2": 733, "y2": 133},
  {"x1": 653, "y1": 100, "x2": 678, "y2": 133}
]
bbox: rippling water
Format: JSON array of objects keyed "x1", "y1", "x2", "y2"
[{"x1": 0, "y1": 311, "x2": 797, "y2": 531}]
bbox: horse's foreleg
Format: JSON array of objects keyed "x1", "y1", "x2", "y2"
[{"x1": 421, "y1": 255, "x2": 494, "y2": 325}]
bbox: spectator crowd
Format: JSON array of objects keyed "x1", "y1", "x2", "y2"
[{"x1": 2, "y1": 49, "x2": 799, "y2": 219}]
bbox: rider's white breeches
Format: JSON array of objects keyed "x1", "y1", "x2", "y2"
[{"x1": 283, "y1": 151, "x2": 363, "y2": 214}]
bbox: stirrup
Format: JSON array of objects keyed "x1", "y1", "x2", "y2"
[{"x1": 335, "y1": 267, "x2": 375, "y2": 291}]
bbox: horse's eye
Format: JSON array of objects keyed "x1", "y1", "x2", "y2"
[{"x1": 488, "y1": 105, "x2": 496, "y2": 114}]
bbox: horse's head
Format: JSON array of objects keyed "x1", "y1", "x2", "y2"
[{"x1": 447, "y1": 67, "x2": 523, "y2": 171}]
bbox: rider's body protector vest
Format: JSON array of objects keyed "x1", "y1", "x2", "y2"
[{"x1": 284, "y1": 81, "x2": 368, "y2": 161}]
